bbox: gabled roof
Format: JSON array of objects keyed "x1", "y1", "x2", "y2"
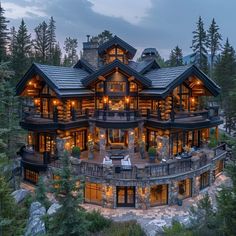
[
  {"x1": 98, "y1": 35, "x2": 137, "y2": 59},
  {"x1": 73, "y1": 59, "x2": 95, "y2": 74},
  {"x1": 141, "y1": 64, "x2": 221, "y2": 98},
  {"x1": 81, "y1": 59, "x2": 152, "y2": 87},
  {"x1": 16, "y1": 63, "x2": 93, "y2": 97},
  {"x1": 128, "y1": 59, "x2": 160, "y2": 74}
]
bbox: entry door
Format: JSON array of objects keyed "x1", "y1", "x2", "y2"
[{"x1": 116, "y1": 186, "x2": 135, "y2": 207}]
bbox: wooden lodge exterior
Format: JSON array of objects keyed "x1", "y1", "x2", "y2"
[{"x1": 16, "y1": 36, "x2": 227, "y2": 209}]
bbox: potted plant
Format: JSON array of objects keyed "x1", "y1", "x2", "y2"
[
  {"x1": 148, "y1": 147, "x2": 156, "y2": 162},
  {"x1": 71, "y1": 146, "x2": 81, "y2": 158}
]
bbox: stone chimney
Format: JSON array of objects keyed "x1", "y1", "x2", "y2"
[{"x1": 82, "y1": 35, "x2": 99, "y2": 69}]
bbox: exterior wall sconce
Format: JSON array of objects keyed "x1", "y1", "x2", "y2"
[
  {"x1": 71, "y1": 101, "x2": 75, "y2": 107},
  {"x1": 34, "y1": 98, "x2": 39, "y2": 105},
  {"x1": 125, "y1": 96, "x2": 130, "y2": 104},
  {"x1": 53, "y1": 100, "x2": 58, "y2": 106},
  {"x1": 28, "y1": 81, "x2": 32, "y2": 85},
  {"x1": 191, "y1": 97, "x2": 195, "y2": 103},
  {"x1": 103, "y1": 96, "x2": 108, "y2": 104}
]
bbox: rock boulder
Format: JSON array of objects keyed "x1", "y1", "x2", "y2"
[
  {"x1": 11, "y1": 189, "x2": 30, "y2": 203},
  {"x1": 25, "y1": 201, "x2": 46, "y2": 236}
]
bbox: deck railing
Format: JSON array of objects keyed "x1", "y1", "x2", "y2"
[{"x1": 55, "y1": 144, "x2": 226, "y2": 180}]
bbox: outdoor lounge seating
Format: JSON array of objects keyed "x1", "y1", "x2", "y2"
[
  {"x1": 103, "y1": 156, "x2": 112, "y2": 166},
  {"x1": 121, "y1": 155, "x2": 131, "y2": 170}
]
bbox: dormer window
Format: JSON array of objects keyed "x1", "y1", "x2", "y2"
[{"x1": 107, "y1": 47, "x2": 127, "y2": 64}]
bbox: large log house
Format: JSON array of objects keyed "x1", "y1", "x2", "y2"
[{"x1": 16, "y1": 36, "x2": 227, "y2": 208}]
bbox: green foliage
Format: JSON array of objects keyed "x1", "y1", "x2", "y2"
[
  {"x1": 35, "y1": 176, "x2": 50, "y2": 209},
  {"x1": 163, "y1": 221, "x2": 193, "y2": 236},
  {"x1": 0, "y1": 174, "x2": 28, "y2": 236},
  {"x1": 71, "y1": 146, "x2": 81, "y2": 157},
  {"x1": 0, "y1": 4, "x2": 9, "y2": 61},
  {"x1": 63, "y1": 37, "x2": 78, "y2": 66},
  {"x1": 207, "y1": 18, "x2": 222, "y2": 76},
  {"x1": 215, "y1": 155, "x2": 236, "y2": 236},
  {"x1": 11, "y1": 19, "x2": 32, "y2": 82},
  {"x1": 46, "y1": 152, "x2": 90, "y2": 235},
  {"x1": 91, "y1": 30, "x2": 113, "y2": 45},
  {"x1": 148, "y1": 146, "x2": 156, "y2": 156},
  {"x1": 98, "y1": 220, "x2": 145, "y2": 236},
  {"x1": 86, "y1": 210, "x2": 112, "y2": 233},
  {"x1": 168, "y1": 46, "x2": 184, "y2": 67},
  {"x1": 191, "y1": 16, "x2": 209, "y2": 73},
  {"x1": 208, "y1": 134, "x2": 218, "y2": 148}
]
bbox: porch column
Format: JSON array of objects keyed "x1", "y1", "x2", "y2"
[
  {"x1": 192, "y1": 175, "x2": 200, "y2": 197},
  {"x1": 128, "y1": 129, "x2": 135, "y2": 157},
  {"x1": 56, "y1": 137, "x2": 66, "y2": 158},
  {"x1": 138, "y1": 122, "x2": 144, "y2": 140},
  {"x1": 99, "y1": 128, "x2": 106, "y2": 157}
]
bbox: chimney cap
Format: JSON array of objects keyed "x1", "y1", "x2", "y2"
[{"x1": 86, "y1": 35, "x2": 90, "y2": 42}]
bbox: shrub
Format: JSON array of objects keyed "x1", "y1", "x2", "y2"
[
  {"x1": 100, "y1": 220, "x2": 145, "y2": 236},
  {"x1": 86, "y1": 210, "x2": 112, "y2": 233},
  {"x1": 148, "y1": 146, "x2": 156, "y2": 156},
  {"x1": 71, "y1": 146, "x2": 81, "y2": 157}
]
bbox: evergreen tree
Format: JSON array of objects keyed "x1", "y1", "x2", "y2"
[
  {"x1": 47, "y1": 16, "x2": 56, "y2": 64},
  {"x1": 9, "y1": 26, "x2": 17, "y2": 56},
  {"x1": 63, "y1": 37, "x2": 78, "y2": 66},
  {"x1": 51, "y1": 42, "x2": 62, "y2": 66},
  {"x1": 214, "y1": 39, "x2": 236, "y2": 96},
  {"x1": 207, "y1": 18, "x2": 222, "y2": 76},
  {"x1": 91, "y1": 30, "x2": 113, "y2": 45},
  {"x1": 168, "y1": 46, "x2": 183, "y2": 67},
  {"x1": 191, "y1": 16, "x2": 208, "y2": 73},
  {"x1": 12, "y1": 19, "x2": 31, "y2": 82},
  {"x1": 47, "y1": 152, "x2": 89, "y2": 235},
  {"x1": 216, "y1": 147, "x2": 236, "y2": 236},
  {"x1": 0, "y1": 3, "x2": 9, "y2": 61},
  {"x1": 0, "y1": 174, "x2": 16, "y2": 236},
  {"x1": 35, "y1": 176, "x2": 50, "y2": 209},
  {"x1": 0, "y1": 62, "x2": 23, "y2": 159},
  {"x1": 34, "y1": 21, "x2": 49, "y2": 63}
]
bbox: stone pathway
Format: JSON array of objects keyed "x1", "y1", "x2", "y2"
[{"x1": 83, "y1": 174, "x2": 231, "y2": 236}]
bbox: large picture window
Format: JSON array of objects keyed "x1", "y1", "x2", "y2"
[
  {"x1": 150, "y1": 184, "x2": 168, "y2": 206},
  {"x1": 107, "y1": 82, "x2": 126, "y2": 93},
  {"x1": 85, "y1": 182, "x2": 102, "y2": 205}
]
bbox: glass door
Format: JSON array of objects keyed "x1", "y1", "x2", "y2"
[{"x1": 116, "y1": 186, "x2": 135, "y2": 207}]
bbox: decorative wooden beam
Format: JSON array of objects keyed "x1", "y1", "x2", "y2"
[
  {"x1": 128, "y1": 76, "x2": 135, "y2": 81},
  {"x1": 98, "y1": 76, "x2": 106, "y2": 81}
]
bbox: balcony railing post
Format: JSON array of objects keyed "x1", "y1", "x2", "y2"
[
  {"x1": 53, "y1": 107, "x2": 58, "y2": 122},
  {"x1": 71, "y1": 107, "x2": 76, "y2": 121}
]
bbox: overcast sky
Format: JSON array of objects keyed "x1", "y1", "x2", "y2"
[{"x1": 2, "y1": 0, "x2": 236, "y2": 59}]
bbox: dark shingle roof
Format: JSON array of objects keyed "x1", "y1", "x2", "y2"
[
  {"x1": 16, "y1": 63, "x2": 93, "y2": 97},
  {"x1": 128, "y1": 59, "x2": 160, "y2": 74},
  {"x1": 145, "y1": 65, "x2": 192, "y2": 88},
  {"x1": 34, "y1": 63, "x2": 88, "y2": 90}
]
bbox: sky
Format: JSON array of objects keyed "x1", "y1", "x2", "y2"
[{"x1": 2, "y1": 0, "x2": 236, "y2": 59}]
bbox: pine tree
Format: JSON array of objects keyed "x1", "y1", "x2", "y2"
[
  {"x1": 0, "y1": 62, "x2": 23, "y2": 159},
  {"x1": 168, "y1": 46, "x2": 183, "y2": 67},
  {"x1": 216, "y1": 150, "x2": 236, "y2": 235},
  {"x1": 9, "y1": 27, "x2": 17, "y2": 56},
  {"x1": 35, "y1": 176, "x2": 50, "y2": 209},
  {"x1": 12, "y1": 19, "x2": 31, "y2": 82},
  {"x1": 51, "y1": 42, "x2": 61, "y2": 66},
  {"x1": 207, "y1": 18, "x2": 222, "y2": 76},
  {"x1": 47, "y1": 16, "x2": 56, "y2": 64},
  {"x1": 91, "y1": 30, "x2": 113, "y2": 45},
  {"x1": 214, "y1": 39, "x2": 236, "y2": 96},
  {"x1": 191, "y1": 16, "x2": 208, "y2": 73},
  {"x1": 63, "y1": 37, "x2": 78, "y2": 66},
  {"x1": 0, "y1": 3, "x2": 9, "y2": 61},
  {"x1": 47, "y1": 152, "x2": 89, "y2": 235},
  {"x1": 34, "y1": 21, "x2": 50, "y2": 63}
]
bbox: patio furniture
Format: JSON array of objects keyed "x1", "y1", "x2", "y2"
[
  {"x1": 103, "y1": 156, "x2": 112, "y2": 166},
  {"x1": 180, "y1": 152, "x2": 192, "y2": 159},
  {"x1": 110, "y1": 154, "x2": 124, "y2": 160},
  {"x1": 121, "y1": 155, "x2": 131, "y2": 170}
]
